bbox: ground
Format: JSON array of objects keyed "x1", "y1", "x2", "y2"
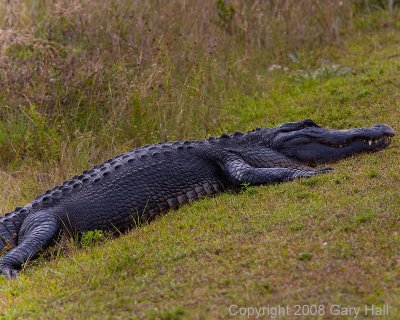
[{"x1": 0, "y1": 29, "x2": 399, "y2": 319}]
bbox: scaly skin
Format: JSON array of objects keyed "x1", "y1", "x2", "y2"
[{"x1": 0, "y1": 119, "x2": 395, "y2": 278}]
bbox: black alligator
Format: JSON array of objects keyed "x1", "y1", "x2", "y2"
[{"x1": 0, "y1": 119, "x2": 395, "y2": 278}]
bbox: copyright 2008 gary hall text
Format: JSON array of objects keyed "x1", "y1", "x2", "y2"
[{"x1": 228, "y1": 304, "x2": 389, "y2": 318}]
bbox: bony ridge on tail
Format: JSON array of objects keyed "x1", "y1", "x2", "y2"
[{"x1": 0, "y1": 119, "x2": 395, "y2": 279}]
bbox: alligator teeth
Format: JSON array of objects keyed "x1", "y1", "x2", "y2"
[
  {"x1": 374, "y1": 140, "x2": 378, "y2": 144},
  {"x1": 368, "y1": 140, "x2": 372, "y2": 145},
  {"x1": 339, "y1": 145, "x2": 343, "y2": 148}
]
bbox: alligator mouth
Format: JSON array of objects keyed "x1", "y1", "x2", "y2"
[
  {"x1": 271, "y1": 121, "x2": 395, "y2": 165},
  {"x1": 322, "y1": 135, "x2": 392, "y2": 149}
]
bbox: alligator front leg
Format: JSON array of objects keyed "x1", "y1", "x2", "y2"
[
  {"x1": 0, "y1": 212, "x2": 61, "y2": 279},
  {"x1": 224, "y1": 158, "x2": 333, "y2": 187}
]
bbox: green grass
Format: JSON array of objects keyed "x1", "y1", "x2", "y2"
[{"x1": 0, "y1": 24, "x2": 400, "y2": 320}]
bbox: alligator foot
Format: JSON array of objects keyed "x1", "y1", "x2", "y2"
[
  {"x1": 225, "y1": 157, "x2": 335, "y2": 187},
  {"x1": 0, "y1": 267, "x2": 18, "y2": 279}
]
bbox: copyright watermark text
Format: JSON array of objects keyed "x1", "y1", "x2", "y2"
[{"x1": 228, "y1": 304, "x2": 389, "y2": 318}]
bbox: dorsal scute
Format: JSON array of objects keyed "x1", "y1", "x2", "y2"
[
  {"x1": 220, "y1": 133, "x2": 230, "y2": 139},
  {"x1": 1, "y1": 207, "x2": 30, "y2": 223}
]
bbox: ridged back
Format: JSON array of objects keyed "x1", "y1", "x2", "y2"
[{"x1": 1, "y1": 140, "x2": 207, "y2": 221}]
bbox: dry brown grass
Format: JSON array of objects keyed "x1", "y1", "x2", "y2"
[{"x1": 0, "y1": 1, "x2": 356, "y2": 156}]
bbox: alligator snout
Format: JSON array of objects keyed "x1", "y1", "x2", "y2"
[{"x1": 372, "y1": 124, "x2": 395, "y2": 136}]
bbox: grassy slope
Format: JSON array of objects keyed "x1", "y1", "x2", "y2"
[{"x1": 0, "y1": 29, "x2": 399, "y2": 319}]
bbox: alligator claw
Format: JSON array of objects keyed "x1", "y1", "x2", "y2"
[{"x1": 1, "y1": 267, "x2": 18, "y2": 279}]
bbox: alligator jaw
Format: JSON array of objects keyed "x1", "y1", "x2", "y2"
[
  {"x1": 272, "y1": 122, "x2": 395, "y2": 165},
  {"x1": 321, "y1": 135, "x2": 392, "y2": 150}
]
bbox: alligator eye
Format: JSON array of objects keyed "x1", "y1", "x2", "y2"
[{"x1": 302, "y1": 119, "x2": 319, "y2": 127}]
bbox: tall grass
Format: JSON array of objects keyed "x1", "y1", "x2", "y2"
[{"x1": 0, "y1": 0, "x2": 397, "y2": 167}]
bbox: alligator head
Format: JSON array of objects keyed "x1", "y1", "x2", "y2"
[{"x1": 269, "y1": 119, "x2": 395, "y2": 165}]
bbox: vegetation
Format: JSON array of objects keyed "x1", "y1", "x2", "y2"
[
  {"x1": 1, "y1": 0, "x2": 397, "y2": 168},
  {"x1": 0, "y1": 1, "x2": 399, "y2": 319}
]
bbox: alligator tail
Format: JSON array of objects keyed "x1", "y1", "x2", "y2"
[{"x1": 0, "y1": 208, "x2": 27, "y2": 253}]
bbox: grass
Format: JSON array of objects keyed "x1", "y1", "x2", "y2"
[
  {"x1": 1, "y1": 1, "x2": 396, "y2": 166},
  {"x1": 0, "y1": 7, "x2": 399, "y2": 320}
]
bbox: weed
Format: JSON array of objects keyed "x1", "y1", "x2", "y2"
[
  {"x1": 297, "y1": 252, "x2": 313, "y2": 261},
  {"x1": 291, "y1": 64, "x2": 352, "y2": 82},
  {"x1": 240, "y1": 182, "x2": 251, "y2": 192},
  {"x1": 80, "y1": 230, "x2": 104, "y2": 248},
  {"x1": 368, "y1": 169, "x2": 380, "y2": 178}
]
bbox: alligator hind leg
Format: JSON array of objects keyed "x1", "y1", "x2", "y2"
[
  {"x1": 0, "y1": 212, "x2": 61, "y2": 279},
  {"x1": 224, "y1": 157, "x2": 333, "y2": 187}
]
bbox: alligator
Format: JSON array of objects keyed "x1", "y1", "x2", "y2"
[{"x1": 0, "y1": 119, "x2": 395, "y2": 279}]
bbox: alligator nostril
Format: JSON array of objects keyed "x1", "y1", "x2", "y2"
[{"x1": 373, "y1": 124, "x2": 395, "y2": 136}]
